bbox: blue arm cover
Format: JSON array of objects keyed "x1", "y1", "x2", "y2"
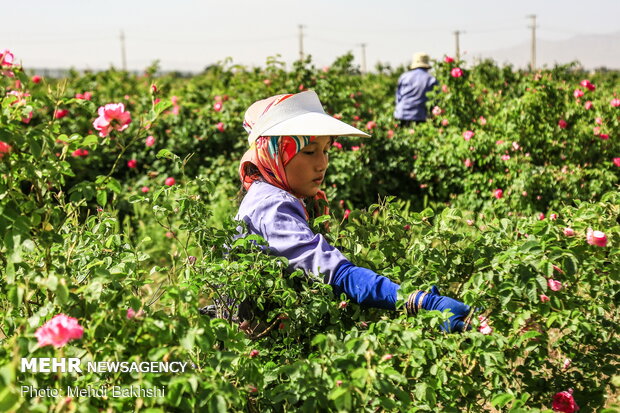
[{"x1": 331, "y1": 261, "x2": 400, "y2": 310}]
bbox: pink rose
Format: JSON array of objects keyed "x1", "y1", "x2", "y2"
[
  {"x1": 381, "y1": 354, "x2": 393, "y2": 361},
  {"x1": 213, "y1": 102, "x2": 222, "y2": 112},
  {"x1": 141, "y1": 186, "x2": 150, "y2": 193},
  {"x1": 55, "y1": 109, "x2": 69, "y2": 119},
  {"x1": 593, "y1": 126, "x2": 601, "y2": 136},
  {"x1": 613, "y1": 158, "x2": 620, "y2": 167},
  {"x1": 478, "y1": 316, "x2": 492, "y2": 335},
  {"x1": 339, "y1": 301, "x2": 347, "y2": 309},
  {"x1": 540, "y1": 294, "x2": 550, "y2": 303},
  {"x1": 478, "y1": 116, "x2": 487, "y2": 125},
  {"x1": 463, "y1": 130, "x2": 475, "y2": 141},
  {"x1": 344, "y1": 209, "x2": 351, "y2": 219},
  {"x1": 562, "y1": 358, "x2": 572, "y2": 370},
  {"x1": 501, "y1": 154, "x2": 510, "y2": 161},
  {"x1": 512, "y1": 142, "x2": 520, "y2": 151},
  {"x1": 558, "y1": 119, "x2": 568, "y2": 129},
  {"x1": 573, "y1": 89, "x2": 584, "y2": 98},
  {"x1": 444, "y1": 56, "x2": 454, "y2": 63},
  {"x1": 387, "y1": 129, "x2": 394, "y2": 139},
  {"x1": 464, "y1": 158, "x2": 473, "y2": 168},
  {"x1": 0, "y1": 49, "x2": 14, "y2": 67},
  {"x1": 249, "y1": 349, "x2": 259, "y2": 358},
  {"x1": 563, "y1": 227, "x2": 575, "y2": 236},
  {"x1": 366, "y1": 120, "x2": 377, "y2": 130},
  {"x1": 432, "y1": 106, "x2": 443, "y2": 116},
  {"x1": 332, "y1": 141, "x2": 343, "y2": 149},
  {"x1": 599, "y1": 134, "x2": 609, "y2": 140},
  {"x1": 126, "y1": 308, "x2": 136, "y2": 319},
  {"x1": 216, "y1": 122, "x2": 225, "y2": 132},
  {"x1": 466, "y1": 219, "x2": 474, "y2": 226},
  {"x1": 580, "y1": 79, "x2": 595, "y2": 91},
  {"x1": 584, "y1": 101, "x2": 593, "y2": 110},
  {"x1": 32, "y1": 75, "x2": 42, "y2": 84},
  {"x1": 71, "y1": 149, "x2": 89, "y2": 158},
  {"x1": 493, "y1": 189, "x2": 503, "y2": 199},
  {"x1": 93, "y1": 103, "x2": 132, "y2": 138},
  {"x1": 548, "y1": 279, "x2": 563, "y2": 291},
  {"x1": 451, "y1": 67, "x2": 463, "y2": 78},
  {"x1": 34, "y1": 314, "x2": 84, "y2": 348},
  {"x1": 441, "y1": 84, "x2": 449, "y2": 93},
  {"x1": 552, "y1": 389, "x2": 579, "y2": 413},
  {"x1": 538, "y1": 213, "x2": 545, "y2": 220},
  {"x1": 351, "y1": 146, "x2": 360, "y2": 151},
  {"x1": 145, "y1": 135, "x2": 156, "y2": 147},
  {"x1": 165, "y1": 177, "x2": 176, "y2": 186},
  {"x1": 586, "y1": 228, "x2": 607, "y2": 247},
  {"x1": 595, "y1": 117, "x2": 603, "y2": 125},
  {"x1": 127, "y1": 159, "x2": 137, "y2": 169},
  {"x1": 441, "y1": 118, "x2": 449, "y2": 126},
  {"x1": 611, "y1": 98, "x2": 620, "y2": 107}
]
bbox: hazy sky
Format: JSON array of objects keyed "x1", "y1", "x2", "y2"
[{"x1": 5, "y1": 0, "x2": 620, "y2": 72}]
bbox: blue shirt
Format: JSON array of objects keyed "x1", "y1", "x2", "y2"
[
  {"x1": 235, "y1": 181, "x2": 400, "y2": 309},
  {"x1": 394, "y1": 68, "x2": 438, "y2": 121}
]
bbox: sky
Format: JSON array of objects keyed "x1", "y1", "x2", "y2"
[{"x1": 4, "y1": 0, "x2": 620, "y2": 73}]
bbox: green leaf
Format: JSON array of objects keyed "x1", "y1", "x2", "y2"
[
  {"x1": 106, "y1": 177, "x2": 122, "y2": 194},
  {"x1": 491, "y1": 393, "x2": 515, "y2": 408},
  {"x1": 97, "y1": 190, "x2": 107, "y2": 207}
]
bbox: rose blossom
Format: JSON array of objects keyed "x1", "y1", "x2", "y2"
[
  {"x1": 463, "y1": 130, "x2": 475, "y2": 141},
  {"x1": 216, "y1": 122, "x2": 225, "y2": 132},
  {"x1": 332, "y1": 141, "x2": 342, "y2": 149},
  {"x1": 351, "y1": 146, "x2": 360, "y2": 151},
  {"x1": 611, "y1": 98, "x2": 620, "y2": 107},
  {"x1": 93, "y1": 103, "x2": 132, "y2": 138},
  {"x1": 586, "y1": 228, "x2": 607, "y2": 247},
  {"x1": 580, "y1": 79, "x2": 595, "y2": 91},
  {"x1": 584, "y1": 101, "x2": 593, "y2": 110},
  {"x1": 141, "y1": 186, "x2": 150, "y2": 193},
  {"x1": 464, "y1": 158, "x2": 473, "y2": 168},
  {"x1": 432, "y1": 106, "x2": 443, "y2": 116},
  {"x1": 441, "y1": 118, "x2": 449, "y2": 126},
  {"x1": 71, "y1": 148, "x2": 89, "y2": 157},
  {"x1": 0, "y1": 141, "x2": 12, "y2": 158},
  {"x1": 558, "y1": 119, "x2": 567, "y2": 129},
  {"x1": 478, "y1": 315, "x2": 493, "y2": 335},
  {"x1": 563, "y1": 227, "x2": 575, "y2": 236},
  {"x1": 145, "y1": 135, "x2": 156, "y2": 147},
  {"x1": 165, "y1": 177, "x2": 176, "y2": 186},
  {"x1": 450, "y1": 67, "x2": 463, "y2": 78},
  {"x1": 573, "y1": 89, "x2": 584, "y2": 98},
  {"x1": 127, "y1": 159, "x2": 137, "y2": 168},
  {"x1": 32, "y1": 75, "x2": 42, "y2": 84},
  {"x1": 34, "y1": 314, "x2": 84, "y2": 348},
  {"x1": 501, "y1": 154, "x2": 510, "y2": 161},
  {"x1": 613, "y1": 158, "x2": 620, "y2": 167},
  {"x1": 562, "y1": 358, "x2": 572, "y2": 370},
  {"x1": 493, "y1": 189, "x2": 503, "y2": 199},
  {"x1": 548, "y1": 279, "x2": 563, "y2": 291},
  {"x1": 344, "y1": 209, "x2": 351, "y2": 219},
  {"x1": 0, "y1": 49, "x2": 14, "y2": 67},
  {"x1": 552, "y1": 389, "x2": 579, "y2": 413},
  {"x1": 540, "y1": 294, "x2": 550, "y2": 303},
  {"x1": 444, "y1": 56, "x2": 455, "y2": 63}
]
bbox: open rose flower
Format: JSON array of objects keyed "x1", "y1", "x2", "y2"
[
  {"x1": 451, "y1": 67, "x2": 463, "y2": 78},
  {"x1": 478, "y1": 315, "x2": 493, "y2": 335},
  {"x1": 573, "y1": 89, "x2": 584, "y2": 98},
  {"x1": 558, "y1": 119, "x2": 567, "y2": 129},
  {"x1": 34, "y1": 314, "x2": 84, "y2": 348},
  {"x1": 93, "y1": 103, "x2": 132, "y2": 138},
  {"x1": 493, "y1": 189, "x2": 503, "y2": 199},
  {"x1": 613, "y1": 158, "x2": 620, "y2": 167},
  {"x1": 580, "y1": 79, "x2": 595, "y2": 91},
  {"x1": 552, "y1": 389, "x2": 579, "y2": 413},
  {"x1": 0, "y1": 141, "x2": 12, "y2": 159},
  {"x1": 586, "y1": 228, "x2": 607, "y2": 247},
  {"x1": 463, "y1": 130, "x2": 475, "y2": 141},
  {"x1": 0, "y1": 49, "x2": 14, "y2": 67},
  {"x1": 548, "y1": 279, "x2": 563, "y2": 291},
  {"x1": 611, "y1": 98, "x2": 620, "y2": 107},
  {"x1": 540, "y1": 294, "x2": 550, "y2": 303},
  {"x1": 444, "y1": 56, "x2": 455, "y2": 63}
]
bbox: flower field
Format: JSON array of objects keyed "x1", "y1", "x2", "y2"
[{"x1": 0, "y1": 49, "x2": 619, "y2": 412}]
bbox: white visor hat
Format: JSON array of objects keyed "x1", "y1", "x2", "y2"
[{"x1": 244, "y1": 90, "x2": 370, "y2": 145}]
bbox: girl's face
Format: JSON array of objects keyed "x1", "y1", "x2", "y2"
[{"x1": 285, "y1": 136, "x2": 332, "y2": 197}]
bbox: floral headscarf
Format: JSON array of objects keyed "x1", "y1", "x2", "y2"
[{"x1": 239, "y1": 135, "x2": 329, "y2": 220}]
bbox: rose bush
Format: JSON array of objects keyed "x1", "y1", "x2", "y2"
[{"x1": 0, "y1": 50, "x2": 618, "y2": 411}]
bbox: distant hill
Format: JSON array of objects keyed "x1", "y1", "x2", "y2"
[{"x1": 472, "y1": 31, "x2": 620, "y2": 70}]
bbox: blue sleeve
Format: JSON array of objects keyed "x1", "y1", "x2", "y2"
[{"x1": 331, "y1": 261, "x2": 400, "y2": 310}]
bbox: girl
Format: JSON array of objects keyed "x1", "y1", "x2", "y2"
[{"x1": 235, "y1": 91, "x2": 471, "y2": 333}]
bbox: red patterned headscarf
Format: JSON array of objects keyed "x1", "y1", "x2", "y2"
[{"x1": 239, "y1": 94, "x2": 329, "y2": 220}]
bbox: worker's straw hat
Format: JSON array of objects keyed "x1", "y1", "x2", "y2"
[{"x1": 409, "y1": 52, "x2": 432, "y2": 69}]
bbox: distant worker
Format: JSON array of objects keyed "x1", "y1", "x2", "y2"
[{"x1": 394, "y1": 52, "x2": 438, "y2": 127}]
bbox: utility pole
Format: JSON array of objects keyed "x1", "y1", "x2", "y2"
[
  {"x1": 359, "y1": 43, "x2": 367, "y2": 73},
  {"x1": 120, "y1": 30, "x2": 127, "y2": 71},
  {"x1": 527, "y1": 15, "x2": 537, "y2": 71},
  {"x1": 453, "y1": 30, "x2": 462, "y2": 61},
  {"x1": 298, "y1": 25, "x2": 305, "y2": 61}
]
